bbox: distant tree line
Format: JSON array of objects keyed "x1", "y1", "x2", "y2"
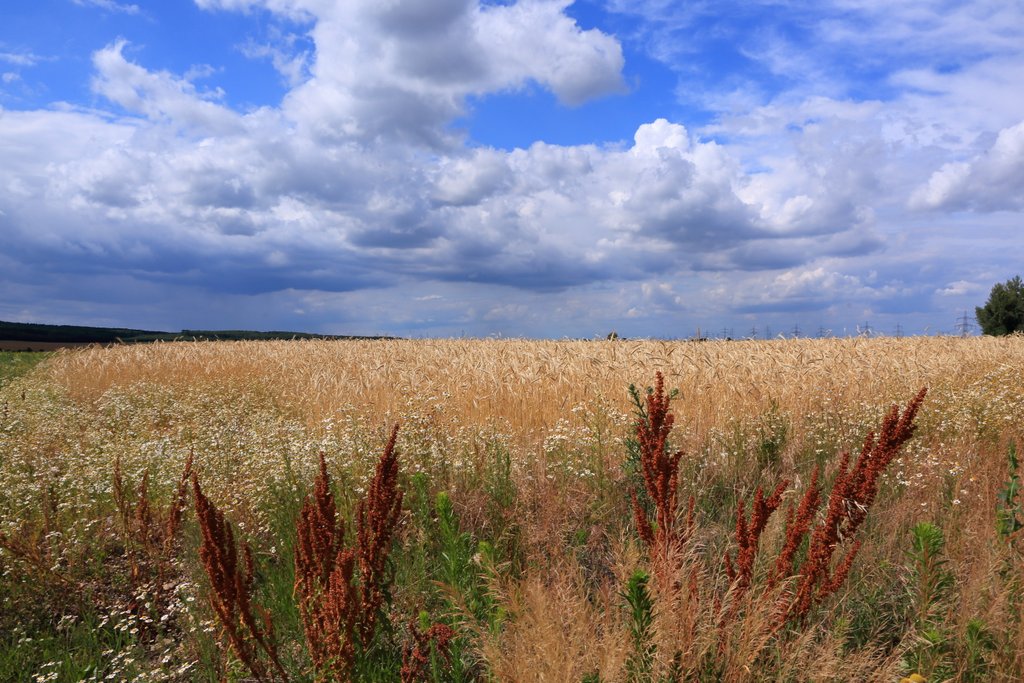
[{"x1": 0, "y1": 320, "x2": 391, "y2": 345}]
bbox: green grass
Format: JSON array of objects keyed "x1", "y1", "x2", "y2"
[{"x1": 0, "y1": 351, "x2": 49, "y2": 387}]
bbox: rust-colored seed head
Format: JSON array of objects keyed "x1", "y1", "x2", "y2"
[
  {"x1": 785, "y1": 389, "x2": 926, "y2": 621},
  {"x1": 633, "y1": 372, "x2": 689, "y2": 581},
  {"x1": 770, "y1": 467, "x2": 820, "y2": 588},
  {"x1": 357, "y1": 423, "x2": 404, "y2": 644},
  {"x1": 721, "y1": 388, "x2": 925, "y2": 627},
  {"x1": 293, "y1": 423, "x2": 405, "y2": 679},
  {"x1": 193, "y1": 474, "x2": 288, "y2": 681},
  {"x1": 164, "y1": 450, "x2": 194, "y2": 552},
  {"x1": 726, "y1": 480, "x2": 787, "y2": 600},
  {"x1": 402, "y1": 620, "x2": 456, "y2": 683}
]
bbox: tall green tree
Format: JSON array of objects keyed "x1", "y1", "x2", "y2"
[{"x1": 976, "y1": 276, "x2": 1024, "y2": 335}]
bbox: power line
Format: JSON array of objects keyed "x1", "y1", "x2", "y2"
[{"x1": 955, "y1": 310, "x2": 975, "y2": 337}]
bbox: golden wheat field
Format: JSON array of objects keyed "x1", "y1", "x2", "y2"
[{"x1": 2, "y1": 337, "x2": 1023, "y2": 681}]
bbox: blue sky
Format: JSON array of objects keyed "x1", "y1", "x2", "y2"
[{"x1": 1, "y1": 0, "x2": 1022, "y2": 338}]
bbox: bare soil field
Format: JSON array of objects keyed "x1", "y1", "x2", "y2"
[{"x1": 0, "y1": 339, "x2": 93, "y2": 351}]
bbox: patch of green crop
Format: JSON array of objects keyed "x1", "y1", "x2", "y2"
[{"x1": 0, "y1": 351, "x2": 50, "y2": 387}]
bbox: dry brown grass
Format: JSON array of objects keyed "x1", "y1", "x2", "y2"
[
  {"x1": 479, "y1": 563, "x2": 630, "y2": 681},
  {"x1": 4, "y1": 335, "x2": 1024, "y2": 680},
  {"x1": 40, "y1": 336, "x2": 1024, "y2": 443}
]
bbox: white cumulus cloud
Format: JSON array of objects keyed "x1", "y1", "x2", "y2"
[{"x1": 911, "y1": 120, "x2": 1024, "y2": 212}]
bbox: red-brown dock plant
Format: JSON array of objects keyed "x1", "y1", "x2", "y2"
[
  {"x1": 355, "y1": 423, "x2": 405, "y2": 644},
  {"x1": 164, "y1": 449, "x2": 195, "y2": 555},
  {"x1": 725, "y1": 480, "x2": 788, "y2": 603},
  {"x1": 109, "y1": 451, "x2": 194, "y2": 637},
  {"x1": 193, "y1": 474, "x2": 289, "y2": 682},
  {"x1": 779, "y1": 387, "x2": 928, "y2": 620},
  {"x1": 400, "y1": 618, "x2": 456, "y2": 683},
  {"x1": 631, "y1": 372, "x2": 695, "y2": 578},
  {"x1": 294, "y1": 450, "x2": 353, "y2": 675},
  {"x1": 722, "y1": 386, "x2": 927, "y2": 630},
  {"x1": 712, "y1": 388, "x2": 926, "y2": 656},
  {"x1": 294, "y1": 423, "x2": 404, "y2": 680},
  {"x1": 120, "y1": 451, "x2": 194, "y2": 561}
]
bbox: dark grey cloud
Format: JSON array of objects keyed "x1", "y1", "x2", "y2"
[
  {"x1": 348, "y1": 219, "x2": 443, "y2": 249},
  {"x1": 372, "y1": 0, "x2": 473, "y2": 37}
]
